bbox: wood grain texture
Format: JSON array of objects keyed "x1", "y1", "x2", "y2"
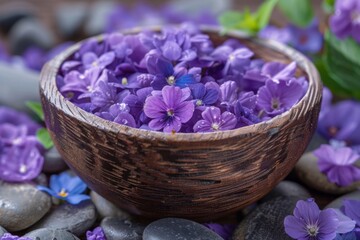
[{"x1": 39, "y1": 26, "x2": 322, "y2": 220}]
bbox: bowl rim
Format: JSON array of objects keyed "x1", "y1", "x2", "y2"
[{"x1": 40, "y1": 25, "x2": 322, "y2": 142}]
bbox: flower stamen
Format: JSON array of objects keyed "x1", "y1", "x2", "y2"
[
  {"x1": 121, "y1": 77, "x2": 128, "y2": 85},
  {"x1": 167, "y1": 76, "x2": 176, "y2": 85},
  {"x1": 58, "y1": 188, "x2": 68, "y2": 198}
]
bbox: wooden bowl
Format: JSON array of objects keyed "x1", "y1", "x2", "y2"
[{"x1": 39, "y1": 26, "x2": 322, "y2": 220}]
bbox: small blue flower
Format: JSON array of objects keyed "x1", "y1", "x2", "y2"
[{"x1": 37, "y1": 172, "x2": 90, "y2": 205}]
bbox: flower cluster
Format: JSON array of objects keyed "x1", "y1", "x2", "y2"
[
  {"x1": 284, "y1": 198, "x2": 356, "y2": 240},
  {"x1": 0, "y1": 107, "x2": 44, "y2": 182},
  {"x1": 58, "y1": 24, "x2": 307, "y2": 133},
  {"x1": 86, "y1": 226, "x2": 106, "y2": 240}
]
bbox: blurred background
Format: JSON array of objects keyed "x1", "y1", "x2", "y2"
[{"x1": 0, "y1": 0, "x2": 323, "y2": 54}]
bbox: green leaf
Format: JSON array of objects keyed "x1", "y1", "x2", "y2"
[
  {"x1": 322, "y1": 0, "x2": 335, "y2": 13},
  {"x1": 26, "y1": 101, "x2": 44, "y2": 121},
  {"x1": 219, "y1": 0, "x2": 279, "y2": 34},
  {"x1": 36, "y1": 128, "x2": 54, "y2": 150},
  {"x1": 278, "y1": 0, "x2": 314, "y2": 27},
  {"x1": 255, "y1": 0, "x2": 279, "y2": 29},
  {"x1": 323, "y1": 30, "x2": 360, "y2": 99}
]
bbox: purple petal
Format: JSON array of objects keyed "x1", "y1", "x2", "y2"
[
  {"x1": 163, "y1": 117, "x2": 182, "y2": 133},
  {"x1": 293, "y1": 199, "x2": 320, "y2": 225},
  {"x1": 317, "y1": 208, "x2": 339, "y2": 239},
  {"x1": 114, "y1": 112, "x2": 136, "y2": 128},
  {"x1": 161, "y1": 41, "x2": 182, "y2": 61},
  {"x1": 334, "y1": 209, "x2": 356, "y2": 234},
  {"x1": 162, "y1": 86, "x2": 182, "y2": 109},
  {"x1": 343, "y1": 200, "x2": 360, "y2": 226},
  {"x1": 144, "y1": 96, "x2": 167, "y2": 119},
  {"x1": 284, "y1": 215, "x2": 308, "y2": 239}
]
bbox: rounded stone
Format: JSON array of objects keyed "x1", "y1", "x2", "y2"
[
  {"x1": 295, "y1": 152, "x2": 360, "y2": 194},
  {"x1": 143, "y1": 218, "x2": 223, "y2": 240},
  {"x1": 24, "y1": 228, "x2": 80, "y2": 240},
  {"x1": 261, "y1": 181, "x2": 311, "y2": 203},
  {"x1": 101, "y1": 217, "x2": 145, "y2": 240},
  {"x1": 232, "y1": 196, "x2": 298, "y2": 240},
  {"x1": 84, "y1": 2, "x2": 116, "y2": 36},
  {"x1": 90, "y1": 191, "x2": 131, "y2": 220},
  {"x1": 0, "y1": 225, "x2": 7, "y2": 237},
  {"x1": 0, "y1": 182, "x2": 52, "y2": 231},
  {"x1": 0, "y1": 63, "x2": 40, "y2": 112},
  {"x1": 305, "y1": 133, "x2": 328, "y2": 152},
  {"x1": 325, "y1": 190, "x2": 360, "y2": 209},
  {"x1": 9, "y1": 18, "x2": 55, "y2": 54},
  {"x1": 55, "y1": 3, "x2": 87, "y2": 38},
  {"x1": 43, "y1": 147, "x2": 68, "y2": 173},
  {"x1": 0, "y1": 2, "x2": 35, "y2": 32},
  {"x1": 30, "y1": 200, "x2": 96, "y2": 236}
]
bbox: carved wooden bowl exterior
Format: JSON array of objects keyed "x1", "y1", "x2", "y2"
[{"x1": 39, "y1": 26, "x2": 322, "y2": 220}]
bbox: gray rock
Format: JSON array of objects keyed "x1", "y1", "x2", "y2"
[
  {"x1": 31, "y1": 200, "x2": 96, "y2": 236},
  {"x1": 9, "y1": 18, "x2": 55, "y2": 54},
  {"x1": 56, "y1": 3, "x2": 87, "y2": 38},
  {"x1": 0, "y1": 63, "x2": 40, "y2": 111},
  {"x1": 295, "y1": 153, "x2": 360, "y2": 194},
  {"x1": 43, "y1": 147, "x2": 68, "y2": 173},
  {"x1": 101, "y1": 217, "x2": 145, "y2": 240},
  {"x1": 0, "y1": 2, "x2": 35, "y2": 32},
  {"x1": 91, "y1": 191, "x2": 131, "y2": 220},
  {"x1": 325, "y1": 190, "x2": 360, "y2": 209},
  {"x1": 84, "y1": 2, "x2": 116, "y2": 36},
  {"x1": 24, "y1": 228, "x2": 80, "y2": 240},
  {"x1": 305, "y1": 133, "x2": 328, "y2": 152},
  {"x1": 143, "y1": 218, "x2": 223, "y2": 240},
  {"x1": 33, "y1": 173, "x2": 48, "y2": 187},
  {"x1": 0, "y1": 182, "x2": 52, "y2": 231},
  {"x1": 261, "y1": 181, "x2": 311, "y2": 203},
  {"x1": 0, "y1": 226, "x2": 7, "y2": 237},
  {"x1": 232, "y1": 196, "x2": 297, "y2": 240}
]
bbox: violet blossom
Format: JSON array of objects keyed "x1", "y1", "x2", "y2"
[
  {"x1": 287, "y1": 21, "x2": 323, "y2": 54},
  {"x1": 284, "y1": 198, "x2": 344, "y2": 240},
  {"x1": 82, "y1": 51, "x2": 115, "y2": 70},
  {"x1": 144, "y1": 86, "x2": 194, "y2": 132},
  {"x1": 258, "y1": 25, "x2": 292, "y2": 44},
  {"x1": 190, "y1": 83, "x2": 219, "y2": 108},
  {"x1": 0, "y1": 233, "x2": 31, "y2": 240},
  {"x1": 86, "y1": 226, "x2": 106, "y2": 240},
  {"x1": 38, "y1": 171, "x2": 90, "y2": 205},
  {"x1": 317, "y1": 101, "x2": 360, "y2": 151},
  {"x1": 193, "y1": 107, "x2": 237, "y2": 132},
  {"x1": 257, "y1": 79, "x2": 303, "y2": 117},
  {"x1": 0, "y1": 107, "x2": 43, "y2": 183},
  {"x1": 330, "y1": 0, "x2": 360, "y2": 43},
  {"x1": 342, "y1": 200, "x2": 360, "y2": 232},
  {"x1": 313, "y1": 145, "x2": 360, "y2": 187},
  {"x1": 203, "y1": 223, "x2": 236, "y2": 240}
]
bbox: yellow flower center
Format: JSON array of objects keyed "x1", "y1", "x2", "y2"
[
  {"x1": 271, "y1": 98, "x2": 280, "y2": 110},
  {"x1": 58, "y1": 189, "x2": 68, "y2": 198},
  {"x1": 167, "y1": 76, "x2": 175, "y2": 85},
  {"x1": 167, "y1": 109, "x2": 174, "y2": 117},
  {"x1": 122, "y1": 77, "x2": 128, "y2": 85},
  {"x1": 196, "y1": 99, "x2": 203, "y2": 106},
  {"x1": 211, "y1": 123, "x2": 220, "y2": 131},
  {"x1": 307, "y1": 225, "x2": 319, "y2": 237}
]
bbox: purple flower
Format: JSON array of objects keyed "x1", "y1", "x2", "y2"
[
  {"x1": 258, "y1": 25, "x2": 292, "y2": 44},
  {"x1": 313, "y1": 145, "x2": 360, "y2": 187},
  {"x1": 284, "y1": 198, "x2": 339, "y2": 240},
  {"x1": 144, "y1": 86, "x2": 194, "y2": 132},
  {"x1": 146, "y1": 56, "x2": 196, "y2": 90},
  {"x1": 0, "y1": 107, "x2": 40, "y2": 135},
  {"x1": 0, "y1": 108, "x2": 43, "y2": 183},
  {"x1": 211, "y1": 46, "x2": 254, "y2": 75},
  {"x1": 287, "y1": 21, "x2": 323, "y2": 54},
  {"x1": 91, "y1": 81, "x2": 129, "y2": 111},
  {"x1": 317, "y1": 101, "x2": 360, "y2": 148},
  {"x1": 234, "y1": 92, "x2": 260, "y2": 127},
  {"x1": 342, "y1": 200, "x2": 360, "y2": 227},
  {"x1": 22, "y1": 47, "x2": 47, "y2": 71},
  {"x1": 0, "y1": 233, "x2": 31, "y2": 240},
  {"x1": 190, "y1": 83, "x2": 219, "y2": 108},
  {"x1": 86, "y1": 226, "x2": 106, "y2": 240},
  {"x1": 330, "y1": 0, "x2": 360, "y2": 43},
  {"x1": 203, "y1": 223, "x2": 236, "y2": 240},
  {"x1": 123, "y1": 87, "x2": 153, "y2": 123},
  {"x1": 193, "y1": 107, "x2": 237, "y2": 132},
  {"x1": 257, "y1": 79, "x2": 303, "y2": 116},
  {"x1": 37, "y1": 171, "x2": 90, "y2": 205},
  {"x1": 96, "y1": 103, "x2": 136, "y2": 128},
  {"x1": 82, "y1": 51, "x2": 115, "y2": 70},
  {"x1": 60, "y1": 68, "x2": 102, "y2": 100}
]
